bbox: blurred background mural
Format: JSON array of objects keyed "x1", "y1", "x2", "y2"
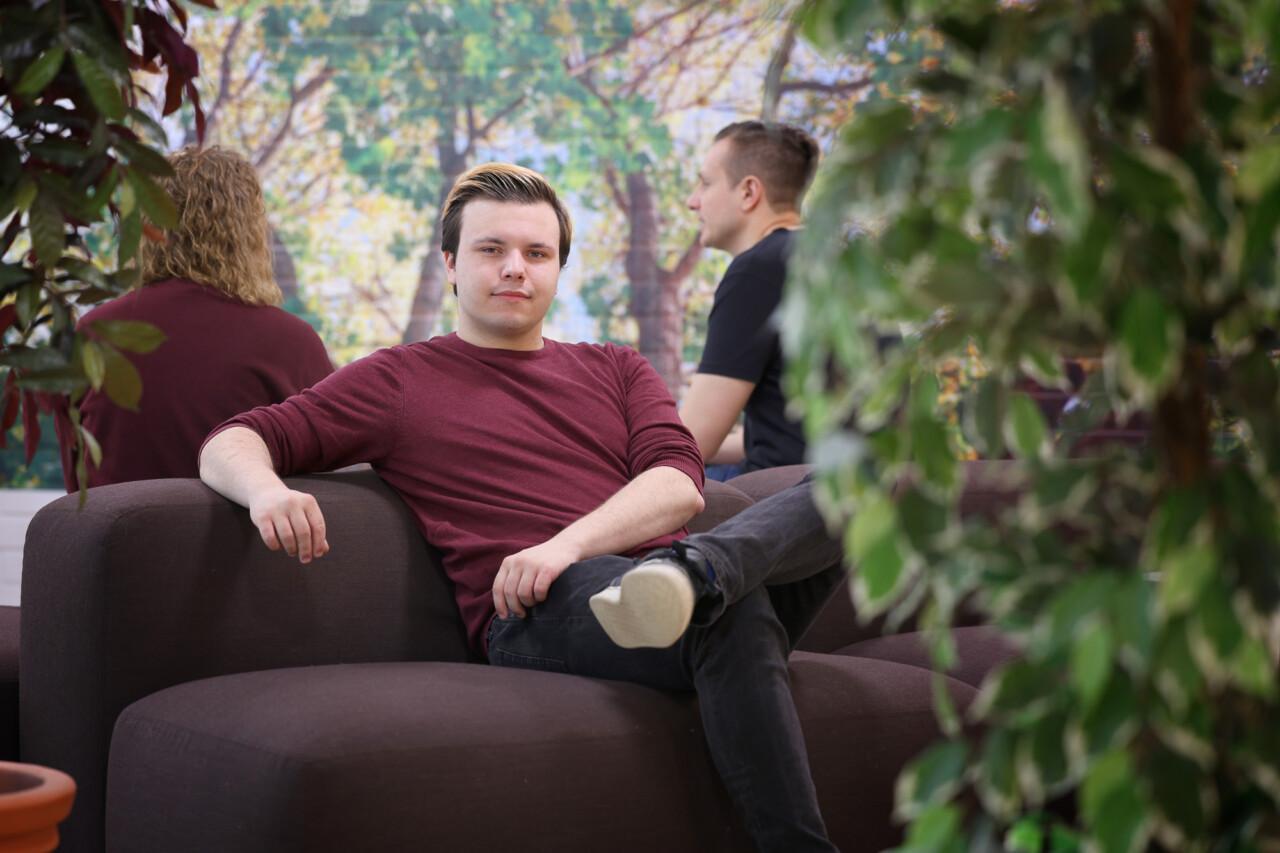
[{"x1": 2, "y1": 0, "x2": 941, "y2": 487}]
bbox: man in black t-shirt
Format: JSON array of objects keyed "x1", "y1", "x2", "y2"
[{"x1": 681, "y1": 121, "x2": 820, "y2": 475}]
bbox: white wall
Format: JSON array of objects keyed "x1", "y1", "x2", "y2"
[{"x1": 0, "y1": 489, "x2": 63, "y2": 607}]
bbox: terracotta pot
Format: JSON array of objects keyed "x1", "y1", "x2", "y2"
[{"x1": 0, "y1": 762, "x2": 76, "y2": 853}]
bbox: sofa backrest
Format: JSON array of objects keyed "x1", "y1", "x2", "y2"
[{"x1": 21, "y1": 469, "x2": 470, "y2": 852}]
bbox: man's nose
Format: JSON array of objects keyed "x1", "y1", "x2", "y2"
[
  {"x1": 686, "y1": 190, "x2": 699, "y2": 210},
  {"x1": 501, "y1": 254, "x2": 526, "y2": 279}
]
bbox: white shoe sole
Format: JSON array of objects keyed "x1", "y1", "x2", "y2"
[{"x1": 589, "y1": 561, "x2": 695, "y2": 649}]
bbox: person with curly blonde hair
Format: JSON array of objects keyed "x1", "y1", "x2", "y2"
[{"x1": 59, "y1": 146, "x2": 333, "y2": 491}]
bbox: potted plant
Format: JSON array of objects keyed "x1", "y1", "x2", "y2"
[
  {"x1": 788, "y1": 1, "x2": 1280, "y2": 850},
  {"x1": 1, "y1": 0, "x2": 209, "y2": 493},
  {"x1": 0, "y1": 760, "x2": 75, "y2": 852}
]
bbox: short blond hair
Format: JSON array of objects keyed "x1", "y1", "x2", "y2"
[
  {"x1": 440, "y1": 163, "x2": 572, "y2": 267},
  {"x1": 139, "y1": 146, "x2": 282, "y2": 306}
]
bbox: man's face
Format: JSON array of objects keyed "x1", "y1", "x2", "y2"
[
  {"x1": 686, "y1": 139, "x2": 746, "y2": 252},
  {"x1": 444, "y1": 199, "x2": 561, "y2": 350}
]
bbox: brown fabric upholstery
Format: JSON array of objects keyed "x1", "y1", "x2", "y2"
[
  {"x1": 833, "y1": 626, "x2": 1021, "y2": 689},
  {"x1": 0, "y1": 605, "x2": 17, "y2": 761},
  {"x1": 21, "y1": 470, "x2": 470, "y2": 853},
  {"x1": 688, "y1": 479, "x2": 754, "y2": 533},
  {"x1": 106, "y1": 655, "x2": 976, "y2": 853},
  {"x1": 725, "y1": 464, "x2": 810, "y2": 503}
]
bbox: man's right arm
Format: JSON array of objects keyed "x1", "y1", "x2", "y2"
[{"x1": 199, "y1": 426, "x2": 329, "y2": 564}]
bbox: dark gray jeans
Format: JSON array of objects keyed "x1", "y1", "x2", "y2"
[{"x1": 486, "y1": 480, "x2": 846, "y2": 853}]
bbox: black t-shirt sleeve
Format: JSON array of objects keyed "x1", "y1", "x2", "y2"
[{"x1": 696, "y1": 243, "x2": 786, "y2": 384}]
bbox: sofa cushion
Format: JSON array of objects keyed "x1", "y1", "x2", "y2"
[
  {"x1": 689, "y1": 480, "x2": 754, "y2": 534},
  {"x1": 0, "y1": 605, "x2": 16, "y2": 761},
  {"x1": 832, "y1": 625, "x2": 1021, "y2": 689},
  {"x1": 106, "y1": 655, "x2": 974, "y2": 853}
]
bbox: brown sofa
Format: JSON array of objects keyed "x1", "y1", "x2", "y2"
[{"x1": 19, "y1": 466, "x2": 1017, "y2": 852}]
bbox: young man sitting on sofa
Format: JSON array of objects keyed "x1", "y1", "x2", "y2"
[{"x1": 198, "y1": 163, "x2": 846, "y2": 853}]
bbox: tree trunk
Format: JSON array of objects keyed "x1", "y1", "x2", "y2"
[
  {"x1": 270, "y1": 226, "x2": 300, "y2": 304},
  {"x1": 402, "y1": 126, "x2": 469, "y2": 343},
  {"x1": 625, "y1": 170, "x2": 685, "y2": 394}
]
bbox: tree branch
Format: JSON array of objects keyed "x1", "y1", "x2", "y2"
[
  {"x1": 565, "y1": 0, "x2": 708, "y2": 79},
  {"x1": 662, "y1": 233, "x2": 703, "y2": 285},
  {"x1": 777, "y1": 76, "x2": 873, "y2": 97},
  {"x1": 204, "y1": 15, "x2": 245, "y2": 139},
  {"x1": 761, "y1": 14, "x2": 798, "y2": 120},
  {"x1": 604, "y1": 165, "x2": 629, "y2": 217},
  {"x1": 254, "y1": 64, "x2": 336, "y2": 172}
]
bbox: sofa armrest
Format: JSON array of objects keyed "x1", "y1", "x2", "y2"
[{"x1": 20, "y1": 468, "x2": 469, "y2": 852}]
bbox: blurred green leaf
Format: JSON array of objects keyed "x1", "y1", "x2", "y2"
[
  {"x1": 91, "y1": 320, "x2": 165, "y2": 355},
  {"x1": 1006, "y1": 393, "x2": 1047, "y2": 459},
  {"x1": 899, "y1": 803, "x2": 966, "y2": 853},
  {"x1": 29, "y1": 190, "x2": 64, "y2": 268},
  {"x1": 849, "y1": 494, "x2": 907, "y2": 607},
  {"x1": 1029, "y1": 78, "x2": 1092, "y2": 238},
  {"x1": 1158, "y1": 541, "x2": 1215, "y2": 616},
  {"x1": 1118, "y1": 289, "x2": 1178, "y2": 388},
  {"x1": 79, "y1": 424, "x2": 102, "y2": 468},
  {"x1": 1070, "y1": 622, "x2": 1113, "y2": 710},
  {"x1": 118, "y1": 208, "x2": 142, "y2": 266},
  {"x1": 126, "y1": 169, "x2": 178, "y2": 229},
  {"x1": 1081, "y1": 751, "x2": 1147, "y2": 853},
  {"x1": 81, "y1": 340, "x2": 106, "y2": 390},
  {"x1": 963, "y1": 376, "x2": 1005, "y2": 457},
  {"x1": 71, "y1": 50, "x2": 125, "y2": 120},
  {"x1": 99, "y1": 343, "x2": 141, "y2": 411},
  {"x1": 14, "y1": 44, "x2": 67, "y2": 97},
  {"x1": 896, "y1": 740, "x2": 968, "y2": 819},
  {"x1": 1006, "y1": 817, "x2": 1044, "y2": 853},
  {"x1": 1239, "y1": 138, "x2": 1280, "y2": 200}
]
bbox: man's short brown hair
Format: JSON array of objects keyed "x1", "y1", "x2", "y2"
[
  {"x1": 440, "y1": 163, "x2": 572, "y2": 267},
  {"x1": 714, "y1": 121, "x2": 820, "y2": 210}
]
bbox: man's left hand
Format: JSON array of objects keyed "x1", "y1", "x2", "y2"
[{"x1": 492, "y1": 537, "x2": 582, "y2": 619}]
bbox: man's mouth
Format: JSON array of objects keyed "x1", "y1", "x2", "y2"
[{"x1": 493, "y1": 290, "x2": 531, "y2": 300}]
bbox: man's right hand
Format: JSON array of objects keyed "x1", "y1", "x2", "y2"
[{"x1": 248, "y1": 486, "x2": 329, "y2": 564}]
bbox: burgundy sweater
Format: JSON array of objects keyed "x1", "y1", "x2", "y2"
[
  {"x1": 213, "y1": 333, "x2": 705, "y2": 655},
  {"x1": 61, "y1": 278, "x2": 333, "y2": 491}
]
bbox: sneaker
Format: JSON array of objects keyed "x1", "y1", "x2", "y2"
[{"x1": 589, "y1": 557, "x2": 695, "y2": 649}]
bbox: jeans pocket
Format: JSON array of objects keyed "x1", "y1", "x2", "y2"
[{"x1": 488, "y1": 647, "x2": 570, "y2": 674}]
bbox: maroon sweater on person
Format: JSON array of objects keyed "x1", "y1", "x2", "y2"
[
  {"x1": 60, "y1": 278, "x2": 333, "y2": 491},
  {"x1": 211, "y1": 333, "x2": 706, "y2": 655}
]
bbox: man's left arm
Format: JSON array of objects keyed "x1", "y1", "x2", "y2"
[{"x1": 492, "y1": 464, "x2": 702, "y2": 618}]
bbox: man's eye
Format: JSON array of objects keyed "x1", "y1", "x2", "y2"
[
  {"x1": 481, "y1": 246, "x2": 500, "y2": 254},
  {"x1": 529, "y1": 251, "x2": 547, "y2": 259}
]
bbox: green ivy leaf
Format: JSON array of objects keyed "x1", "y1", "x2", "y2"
[
  {"x1": 1005, "y1": 817, "x2": 1044, "y2": 853},
  {"x1": 964, "y1": 376, "x2": 1006, "y2": 458},
  {"x1": 900, "y1": 803, "x2": 966, "y2": 853},
  {"x1": 895, "y1": 740, "x2": 968, "y2": 819},
  {"x1": 1030, "y1": 77, "x2": 1092, "y2": 239},
  {"x1": 71, "y1": 50, "x2": 126, "y2": 120},
  {"x1": 976, "y1": 727, "x2": 1020, "y2": 819},
  {"x1": 849, "y1": 494, "x2": 907, "y2": 608},
  {"x1": 1081, "y1": 750, "x2": 1148, "y2": 853},
  {"x1": 1157, "y1": 540, "x2": 1214, "y2": 616},
  {"x1": 91, "y1": 319, "x2": 166, "y2": 354},
  {"x1": 1070, "y1": 621, "x2": 1113, "y2": 710},
  {"x1": 1239, "y1": 137, "x2": 1280, "y2": 200},
  {"x1": 14, "y1": 44, "x2": 67, "y2": 97},
  {"x1": 1006, "y1": 393, "x2": 1048, "y2": 459},
  {"x1": 1118, "y1": 289, "x2": 1179, "y2": 390}
]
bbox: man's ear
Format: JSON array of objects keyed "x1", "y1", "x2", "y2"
[
  {"x1": 740, "y1": 176, "x2": 765, "y2": 213},
  {"x1": 443, "y1": 250, "x2": 457, "y2": 295}
]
